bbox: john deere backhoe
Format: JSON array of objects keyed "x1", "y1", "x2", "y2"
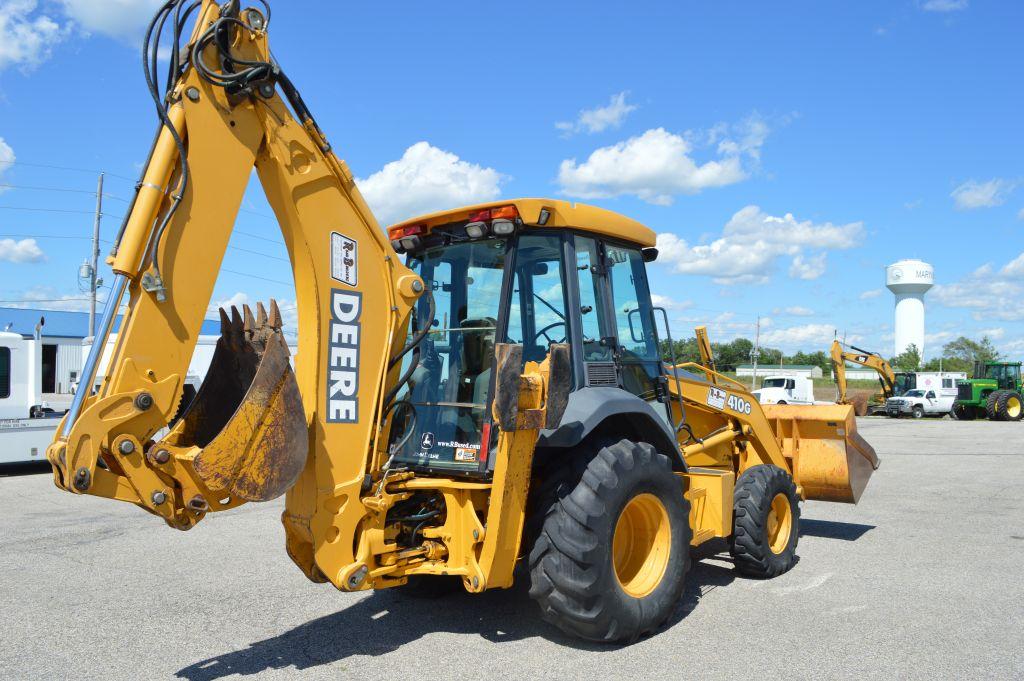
[{"x1": 46, "y1": 0, "x2": 880, "y2": 643}]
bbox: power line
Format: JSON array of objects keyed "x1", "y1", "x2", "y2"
[
  {"x1": 2, "y1": 161, "x2": 136, "y2": 183},
  {"x1": 220, "y1": 266, "x2": 292, "y2": 284}
]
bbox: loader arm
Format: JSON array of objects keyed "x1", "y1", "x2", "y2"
[{"x1": 830, "y1": 339, "x2": 896, "y2": 404}]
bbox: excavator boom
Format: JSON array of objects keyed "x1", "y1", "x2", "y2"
[{"x1": 831, "y1": 339, "x2": 896, "y2": 407}]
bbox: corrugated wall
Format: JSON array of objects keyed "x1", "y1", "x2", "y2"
[{"x1": 54, "y1": 340, "x2": 83, "y2": 394}]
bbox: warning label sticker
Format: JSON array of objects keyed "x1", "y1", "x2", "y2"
[
  {"x1": 706, "y1": 386, "x2": 727, "y2": 410},
  {"x1": 454, "y1": 447, "x2": 478, "y2": 463},
  {"x1": 331, "y1": 232, "x2": 357, "y2": 286}
]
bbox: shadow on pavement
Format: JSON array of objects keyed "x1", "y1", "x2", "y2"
[
  {"x1": 0, "y1": 461, "x2": 51, "y2": 477},
  {"x1": 800, "y1": 518, "x2": 876, "y2": 541},
  {"x1": 177, "y1": 544, "x2": 740, "y2": 679}
]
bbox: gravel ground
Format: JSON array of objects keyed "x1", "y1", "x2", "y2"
[{"x1": 1, "y1": 417, "x2": 1022, "y2": 680}]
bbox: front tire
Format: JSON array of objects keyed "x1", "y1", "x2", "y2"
[
  {"x1": 528, "y1": 439, "x2": 691, "y2": 643},
  {"x1": 953, "y1": 403, "x2": 976, "y2": 420},
  {"x1": 996, "y1": 391, "x2": 1024, "y2": 422},
  {"x1": 986, "y1": 391, "x2": 1003, "y2": 420},
  {"x1": 911, "y1": 405, "x2": 924, "y2": 419},
  {"x1": 730, "y1": 465, "x2": 801, "y2": 578}
]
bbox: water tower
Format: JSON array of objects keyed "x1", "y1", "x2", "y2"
[{"x1": 886, "y1": 259, "x2": 933, "y2": 358}]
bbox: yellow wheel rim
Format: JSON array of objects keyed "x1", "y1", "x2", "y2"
[
  {"x1": 1007, "y1": 396, "x2": 1022, "y2": 419},
  {"x1": 612, "y1": 493, "x2": 671, "y2": 598},
  {"x1": 767, "y1": 493, "x2": 793, "y2": 555}
]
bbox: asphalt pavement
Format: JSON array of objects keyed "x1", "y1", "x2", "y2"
[{"x1": 1, "y1": 417, "x2": 1021, "y2": 680}]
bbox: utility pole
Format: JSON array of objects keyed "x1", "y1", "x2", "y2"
[
  {"x1": 89, "y1": 173, "x2": 104, "y2": 337},
  {"x1": 750, "y1": 315, "x2": 761, "y2": 390}
]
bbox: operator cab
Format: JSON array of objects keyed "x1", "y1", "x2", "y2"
[{"x1": 385, "y1": 200, "x2": 671, "y2": 476}]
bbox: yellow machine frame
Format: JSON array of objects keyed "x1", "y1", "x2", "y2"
[{"x1": 46, "y1": 0, "x2": 879, "y2": 603}]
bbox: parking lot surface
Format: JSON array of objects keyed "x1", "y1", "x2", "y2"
[{"x1": 2, "y1": 418, "x2": 1022, "y2": 680}]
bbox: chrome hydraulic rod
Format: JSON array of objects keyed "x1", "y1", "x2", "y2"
[{"x1": 60, "y1": 273, "x2": 128, "y2": 438}]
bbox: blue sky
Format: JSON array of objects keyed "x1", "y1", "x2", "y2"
[{"x1": 0, "y1": 0, "x2": 1021, "y2": 358}]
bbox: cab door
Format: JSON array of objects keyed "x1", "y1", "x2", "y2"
[{"x1": 571, "y1": 235, "x2": 672, "y2": 426}]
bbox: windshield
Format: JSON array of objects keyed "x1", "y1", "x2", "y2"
[
  {"x1": 388, "y1": 238, "x2": 508, "y2": 472},
  {"x1": 904, "y1": 390, "x2": 925, "y2": 397},
  {"x1": 763, "y1": 378, "x2": 787, "y2": 388}
]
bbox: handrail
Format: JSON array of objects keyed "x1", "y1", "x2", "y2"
[{"x1": 668, "y1": 362, "x2": 750, "y2": 393}]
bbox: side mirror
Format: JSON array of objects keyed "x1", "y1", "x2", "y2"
[{"x1": 642, "y1": 248, "x2": 659, "y2": 263}]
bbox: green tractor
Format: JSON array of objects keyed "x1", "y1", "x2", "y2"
[{"x1": 952, "y1": 361, "x2": 1023, "y2": 421}]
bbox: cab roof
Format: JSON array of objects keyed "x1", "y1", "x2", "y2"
[{"x1": 388, "y1": 198, "x2": 657, "y2": 248}]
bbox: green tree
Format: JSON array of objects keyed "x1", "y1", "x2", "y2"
[
  {"x1": 890, "y1": 344, "x2": 922, "y2": 371},
  {"x1": 942, "y1": 336, "x2": 1000, "y2": 368}
]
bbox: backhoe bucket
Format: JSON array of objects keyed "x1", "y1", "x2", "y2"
[
  {"x1": 161, "y1": 300, "x2": 307, "y2": 502},
  {"x1": 761, "y1": 403, "x2": 880, "y2": 504}
]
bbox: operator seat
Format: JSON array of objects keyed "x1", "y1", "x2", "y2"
[{"x1": 459, "y1": 317, "x2": 496, "y2": 406}]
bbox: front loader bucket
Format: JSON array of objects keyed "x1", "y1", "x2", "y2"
[
  {"x1": 761, "y1": 403, "x2": 880, "y2": 504},
  {"x1": 161, "y1": 300, "x2": 306, "y2": 502}
]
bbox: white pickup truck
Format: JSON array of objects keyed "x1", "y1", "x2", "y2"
[
  {"x1": 885, "y1": 389, "x2": 954, "y2": 419},
  {"x1": 751, "y1": 375, "x2": 815, "y2": 405}
]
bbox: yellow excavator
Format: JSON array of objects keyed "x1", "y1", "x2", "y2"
[
  {"x1": 46, "y1": 0, "x2": 880, "y2": 643},
  {"x1": 830, "y1": 339, "x2": 898, "y2": 415}
]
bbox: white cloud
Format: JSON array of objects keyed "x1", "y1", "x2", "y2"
[
  {"x1": 556, "y1": 92, "x2": 637, "y2": 136},
  {"x1": 774, "y1": 306, "x2": 815, "y2": 317},
  {"x1": 59, "y1": 0, "x2": 163, "y2": 43},
  {"x1": 0, "y1": 137, "x2": 14, "y2": 189},
  {"x1": 356, "y1": 142, "x2": 504, "y2": 226},
  {"x1": 951, "y1": 178, "x2": 1015, "y2": 210},
  {"x1": 932, "y1": 253, "x2": 1024, "y2": 321},
  {"x1": 707, "y1": 114, "x2": 772, "y2": 162},
  {"x1": 979, "y1": 327, "x2": 1005, "y2": 340},
  {"x1": 0, "y1": 238, "x2": 45, "y2": 263},
  {"x1": 2, "y1": 286, "x2": 89, "y2": 311},
  {"x1": 759, "y1": 323, "x2": 856, "y2": 350},
  {"x1": 0, "y1": 1, "x2": 66, "y2": 72},
  {"x1": 859, "y1": 289, "x2": 883, "y2": 300},
  {"x1": 1017, "y1": 208, "x2": 1024, "y2": 221},
  {"x1": 920, "y1": 0, "x2": 968, "y2": 11},
  {"x1": 649, "y1": 293, "x2": 693, "y2": 311},
  {"x1": 788, "y1": 253, "x2": 827, "y2": 280},
  {"x1": 655, "y1": 205, "x2": 863, "y2": 285},
  {"x1": 558, "y1": 128, "x2": 749, "y2": 205}
]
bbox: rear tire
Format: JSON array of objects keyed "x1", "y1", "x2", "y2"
[
  {"x1": 986, "y1": 391, "x2": 1003, "y2": 420},
  {"x1": 528, "y1": 438, "x2": 691, "y2": 643},
  {"x1": 996, "y1": 391, "x2": 1024, "y2": 422},
  {"x1": 730, "y1": 465, "x2": 801, "y2": 579}
]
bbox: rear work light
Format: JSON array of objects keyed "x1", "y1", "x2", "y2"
[
  {"x1": 463, "y1": 205, "x2": 520, "y2": 239},
  {"x1": 388, "y1": 223, "x2": 426, "y2": 253}
]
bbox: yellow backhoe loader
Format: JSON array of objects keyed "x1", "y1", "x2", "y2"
[
  {"x1": 830, "y1": 339, "x2": 897, "y2": 415},
  {"x1": 46, "y1": 0, "x2": 880, "y2": 643}
]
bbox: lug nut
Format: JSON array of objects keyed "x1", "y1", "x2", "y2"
[
  {"x1": 150, "y1": 449, "x2": 171, "y2": 465},
  {"x1": 259, "y1": 83, "x2": 274, "y2": 98},
  {"x1": 185, "y1": 87, "x2": 200, "y2": 102},
  {"x1": 134, "y1": 392, "x2": 154, "y2": 411},
  {"x1": 151, "y1": 490, "x2": 168, "y2": 505},
  {"x1": 118, "y1": 439, "x2": 136, "y2": 455}
]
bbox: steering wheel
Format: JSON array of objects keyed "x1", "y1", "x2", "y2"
[{"x1": 531, "y1": 322, "x2": 567, "y2": 346}]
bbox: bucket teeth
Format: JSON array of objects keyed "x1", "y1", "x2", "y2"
[
  {"x1": 243, "y1": 305, "x2": 256, "y2": 337},
  {"x1": 256, "y1": 301, "x2": 268, "y2": 329},
  {"x1": 268, "y1": 299, "x2": 282, "y2": 331},
  {"x1": 226, "y1": 306, "x2": 245, "y2": 350}
]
